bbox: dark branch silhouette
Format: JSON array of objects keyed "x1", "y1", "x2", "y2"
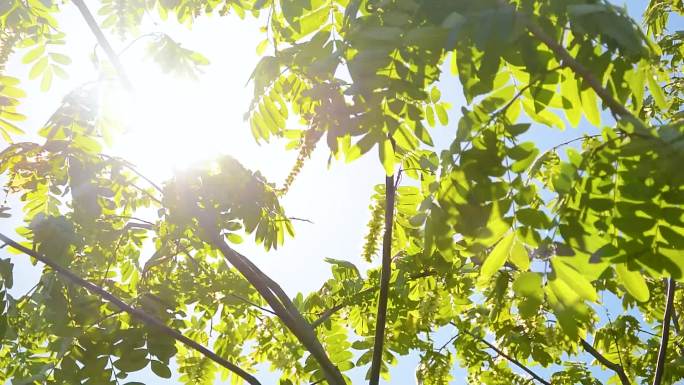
[
  {"x1": 449, "y1": 323, "x2": 551, "y2": 385},
  {"x1": 369, "y1": 172, "x2": 397, "y2": 385},
  {"x1": 0, "y1": 232, "x2": 261, "y2": 385},
  {"x1": 652, "y1": 278, "x2": 676, "y2": 385},
  {"x1": 524, "y1": 19, "x2": 636, "y2": 121},
  {"x1": 201, "y1": 223, "x2": 346, "y2": 385},
  {"x1": 72, "y1": 0, "x2": 133, "y2": 92},
  {"x1": 580, "y1": 338, "x2": 631, "y2": 385}
]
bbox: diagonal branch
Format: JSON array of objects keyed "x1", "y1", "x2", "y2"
[
  {"x1": 312, "y1": 300, "x2": 357, "y2": 329},
  {"x1": 368, "y1": 172, "x2": 397, "y2": 385},
  {"x1": 449, "y1": 323, "x2": 550, "y2": 385},
  {"x1": 0, "y1": 232, "x2": 261, "y2": 385},
  {"x1": 201, "y1": 226, "x2": 346, "y2": 385},
  {"x1": 478, "y1": 337, "x2": 550, "y2": 385},
  {"x1": 72, "y1": 0, "x2": 133, "y2": 92},
  {"x1": 652, "y1": 278, "x2": 676, "y2": 385},
  {"x1": 580, "y1": 338, "x2": 631, "y2": 385},
  {"x1": 524, "y1": 20, "x2": 636, "y2": 122}
]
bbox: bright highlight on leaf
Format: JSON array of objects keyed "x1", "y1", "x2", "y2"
[
  {"x1": 480, "y1": 232, "x2": 515, "y2": 283},
  {"x1": 551, "y1": 258, "x2": 598, "y2": 303},
  {"x1": 615, "y1": 263, "x2": 650, "y2": 302}
]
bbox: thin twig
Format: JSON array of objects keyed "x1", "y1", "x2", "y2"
[
  {"x1": 550, "y1": 134, "x2": 602, "y2": 152},
  {"x1": 71, "y1": 0, "x2": 133, "y2": 92},
  {"x1": 450, "y1": 323, "x2": 550, "y2": 385},
  {"x1": 288, "y1": 216, "x2": 314, "y2": 224},
  {"x1": 0, "y1": 232, "x2": 261, "y2": 385},
  {"x1": 605, "y1": 309, "x2": 627, "y2": 377},
  {"x1": 106, "y1": 215, "x2": 156, "y2": 226},
  {"x1": 117, "y1": 33, "x2": 161, "y2": 57},
  {"x1": 638, "y1": 328, "x2": 661, "y2": 338},
  {"x1": 436, "y1": 333, "x2": 459, "y2": 354},
  {"x1": 311, "y1": 302, "x2": 348, "y2": 328},
  {"x1": 229, "y1": 293, "x2": 277, "y2": 316}
]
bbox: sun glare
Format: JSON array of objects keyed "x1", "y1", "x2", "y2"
[
  {"x1": 83, "y1": 15, "x2": 293, "y2": 188},
  {"x1": 107, "y1": 60, "x2": 254, "y2": 181}
]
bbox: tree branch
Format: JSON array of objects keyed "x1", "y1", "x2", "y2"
[
  {"x1": 652, "y1": 278, "x2": 676, "y2": 385},
  {"x1": 449, "y1": 323, "x2": 550, "y2": 385},
  {"x1": 580, "y1": 338, "x2": 631, "y2": 385},
  {"x1": 369, "y1": 173, "x2": 397, "y2": 385},
  {"x1": 0, "y1": 232, "x2": 261, "y2": 385},
  {"x1": 479, "y1": 337, "x2": 551, "y2": 385},
  {"x1": 72, "y1": 0, "x2": 133, "y2": 92},
  {"x1": 180, "y1": 246, "x2": 277, "y2": 316},
  {"x1": 203, "y1": 228, "x2": 346, "y2": 385},
  {"x1": 311, "y1": 302, "x2": 348, "y2": 328},
  {"x1": 524, "y1": 20, "x2": 636, "y2": 122}
]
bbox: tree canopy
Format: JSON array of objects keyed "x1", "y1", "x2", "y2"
[{"x1": 0, "y1": 0, "x2": 683, "y2": 384}]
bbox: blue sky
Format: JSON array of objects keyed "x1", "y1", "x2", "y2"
[{"x1": 1, "y1": 0, "x2": 681, "y2": 384}]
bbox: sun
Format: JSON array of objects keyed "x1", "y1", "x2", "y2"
[
  {"x1": 94, "y1": 16, "x2": 276, "y2": 184},
  {"x1": 106, "y1": 58, "x2": 259, "y2": 182},
  {"x1": 111, "y1": 76, "x2": 216, "y2": 175}
]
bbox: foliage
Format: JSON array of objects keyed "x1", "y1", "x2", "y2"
[{"x1": 1, "y1": 0, "x2": 684, "y2": 385}]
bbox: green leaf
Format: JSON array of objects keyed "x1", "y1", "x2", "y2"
[
  {"x1": 361, "y1": 27, "x2": 402, "y2": 41},
  {"x1": 379, "y1": 138, "x2": 395, "y2": 176},
  {"x1": 509, "y1": 239, "x2": 529, "y2": 271},
  {"x1": 512, "y1": 272, "x2": 542, "y2": 298},
  {"x1": 506, "y1": 123, "x2": 530, "y2": 136},
  {"x1": 615, "y1": 264, "x2": 649, "y2": 302},
  {"x1": 256, "y1": 39, "x2": 269, "y2": 55},
  {"x1": 324, "y1": 257, "x2": 361, "y2": 277},
  {"x1": 435, "y1": 104, "x2": 448, "y2": 125},
  {"x1": 113, "y1": 349, "x2": 148, "y2": 372},
  {"x1": 647, "y1": 70, "x2": 668, "y2": 110},
  {"x1": 226, "y1": 233, "x2": 243, "y2": 244},
  {"x1": 0, "y1": 259, "x2": 13, "y2": 289},
  {"x1": 281, "y1": 0, "x2": 328, "y2": 36},
  {"x1": 0, "y1": 119, "x2": 25, "y2": 135},
  {"x1": 625, "y1": 61, "x2": 646, "y2": 111},
  {"x1": 580, "y1": 87, "x2": 601, "y2": 127},
  {"x1": 151, "y1": 360, "x2": 172, "y2": 379},
  {"x1": 29, "y1": 57, "x2": 48, "y2": 79},
  {"x1": 430, "y1": 87, "x2": 441, "y2": 103},
  {"x1": 22, "y1": 45, "x2": 45, "y2": 64},
  {"x1": 551, "y1": 257, "x2": 598, "y2": 302},
  {"x1": 40, "y1": 68, "x2": 54, "y2": 91},
  {"x1": 480, "y1": 232, "x2": 514, "y2": 282},
  {"x1": 425, "y1": 105, "x2": 435, "y2": 127},
  {"x1": 49, "y1": 52, "x2": 72, "y2": 65},
  {"x1": 509, "y1": 142, "x2": 539, "y2": 173},
  {"x1": 561, "y1": 72, "x2": 581, "y2": 127}
]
